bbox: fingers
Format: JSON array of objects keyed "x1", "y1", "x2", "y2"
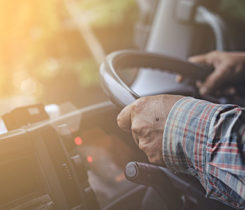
[
  {"x1": 175, "y1": 75, "x2": 184, "y2": 83},
  {"x1": 177, "y1": 53, "x2": 212, "y2": 84},
  {"x1": 132, "y1": 131, "x2": 139, "y2": 145},
  {"x1": 188, "y1": 51, "x2": 229, "y2": 96},
  {"x1": 117, "y1": 104, "x2": 132, "y2": 132},
  {"x1": 188, "y1": 54, "x2": 210, "y2": 65},
  {"x1": 199, "y1": 72, "x2": 220, "y2": 95},
  {"x1": 117, "y1": 103, "x2": 142, "y2": 145},
  {"x1": 199, "y1": 64, "x2": 229, "y2": 96},
  {"x1": 176, "y1": 54, "x2": 209, "y2": 83},
  {"x1": 117, "y1": 102, "x2": 144, "y2": 145}
]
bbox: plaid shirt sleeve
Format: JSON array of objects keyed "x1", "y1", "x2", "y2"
[{"x1": 163, "y1": 97, "x2": 245, "y2": 209}]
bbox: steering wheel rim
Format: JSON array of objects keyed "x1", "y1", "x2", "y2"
[{"x1": 100, "y1": 50, "x2": 212, "y2": 108}]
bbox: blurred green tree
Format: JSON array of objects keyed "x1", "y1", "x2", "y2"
[{"x1": 0, "y1": 0, "x2": 137, "y2": 106}]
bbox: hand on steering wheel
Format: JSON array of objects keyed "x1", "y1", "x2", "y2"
[
  {"x1": 100, "y1": 50, "x2": 211, "y2": 163},
  {"x1": 177, "y1": 51, "x2": 245, "y2": 97},
  {"x1": 117, "y1": 94, "x2": 183, "y2": 165}
]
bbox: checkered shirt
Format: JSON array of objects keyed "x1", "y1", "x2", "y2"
[{"x1": 163, "y1": 97, "x2": 245, "y2": 209}]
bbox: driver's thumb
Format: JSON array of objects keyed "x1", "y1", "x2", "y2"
[{"x1": 117, "y1": 105, "x2": 132, "y2": 133}]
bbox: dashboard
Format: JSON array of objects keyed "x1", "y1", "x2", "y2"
[
  {"x1": 77, "y1": 127, "x2": 138, "y2": 207},
  {"x1": 0, "y1": 102, "x2": 146, "y2": 210}
]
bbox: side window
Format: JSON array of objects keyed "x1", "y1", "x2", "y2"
[{"x1": 219, "y1": 0, "x2": 245, "y2": 21}]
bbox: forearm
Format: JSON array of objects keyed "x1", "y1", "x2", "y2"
[{"x1": 163, "y1": 97, "x2": 245, "y2": 209}]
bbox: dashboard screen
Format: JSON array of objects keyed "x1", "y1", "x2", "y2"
[{"x1": 78, "y1": 127, "x2": 137, "y2": 207}]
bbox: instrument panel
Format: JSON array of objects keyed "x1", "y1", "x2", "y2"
[
  {"x1": 76, "y1": 127, "x2": 138, "y2": 207},
  {"x1": 0, "y1": 102, "x2": 144, "y2": 210}
]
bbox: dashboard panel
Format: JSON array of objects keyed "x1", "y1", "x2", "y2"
[
  {"x1": 0, "y1": 102, "x2": 146, "y2": 210},
  {"x1": 77, "y1": 127, "x2": 139, "y2": 207}
]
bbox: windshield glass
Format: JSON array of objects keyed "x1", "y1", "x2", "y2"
[{"x1": 0, "y1": 0, "x2": 138, "y2": 115}]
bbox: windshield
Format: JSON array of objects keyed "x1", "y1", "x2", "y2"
[
  {"x1": 0, "y1": 0, "x2": 138, "y2": 115},
  {"x1": 1, "y1": 0, "x2": 245, "y2": 116}
]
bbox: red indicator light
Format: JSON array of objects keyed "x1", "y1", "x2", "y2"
[
  {"x1": 74, "y1": 137, "x2": 83, "y2": 145},
  {"x1": 87, "y1": 156, "x2": 93, "y2": 163}
]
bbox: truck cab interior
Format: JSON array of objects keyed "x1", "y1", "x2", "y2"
[{"x1": 0, "y1": 0, "x2": 244, "y2": 210}]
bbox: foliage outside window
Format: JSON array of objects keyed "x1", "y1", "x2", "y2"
[{"x1": 0, "y1": 0, "x2": 137, "y2": 106}]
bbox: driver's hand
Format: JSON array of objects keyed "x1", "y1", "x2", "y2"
[
  {"x1": 117, "y1": 94, "x2": 183, "y2": 165},
  {"x1": 177, "y1": 51, "x2": 245, "y2": 96}
]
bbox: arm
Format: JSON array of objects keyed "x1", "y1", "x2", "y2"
[
  {"x1": 163, "y1": 97, "x2": 245, "y2": 209},
  {"x1": 117, "y1": 95, "x2": 245, "y2": 209}
]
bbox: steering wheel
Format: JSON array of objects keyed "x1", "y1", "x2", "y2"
[
  {"x1": 100, "y1": 49, "x2": 212, "y2": 108},
  {"x1": 100, "y1": 50, "x2": 236, "y2": 210}
]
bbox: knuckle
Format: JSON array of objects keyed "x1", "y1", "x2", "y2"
[
  {"x1": 131, "y1": 125, "x2": 141, "y2": 135},
  {"x1": 134, "y1": 98, "x2": 144, "y2": 107},
  {"x1": 138, "y1": 141, "x2": 147, "y2": 151},
  {"x1": 132, "y1": 125, "x2": 150, "y2": 137},
  {"x1": 130, "y1": 103, "x2": 138, "y2": 113},
  {"x1": 117, "y1": 117, "x2": 123, "y2": 128},
  {"x1": 207, "y1": 51, "x2": 222, "y2": 61},
  {"x1": 209, "y1": 50, "x2": 220, "y2": 56},
  {"x1": 131, "y1": 96, "x2": 151, "y2": 114},
  {"x1": 223, "y1": 59, "x2": 234, "y2": 67}
]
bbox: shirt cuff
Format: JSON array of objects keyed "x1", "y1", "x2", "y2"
[{"x1": 162, "y1": 97, "x2": 220, "y2": 178}]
